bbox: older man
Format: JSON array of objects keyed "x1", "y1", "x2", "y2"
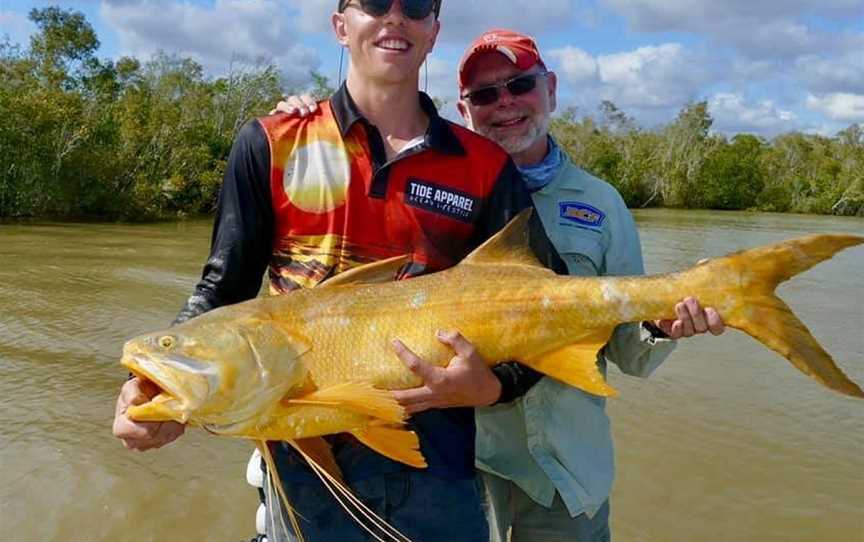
[
  {"x1": 455, "y1": 30, "x2": 725, "y2": 542},
  {"x1": 275, "y1": 28, "x2": 724, "y2": 542}
]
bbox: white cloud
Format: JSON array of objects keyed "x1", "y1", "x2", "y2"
[
  {"x1": 709, "y1": 92, "x2": 798, "y2": 135},
  {"x1": 547, "y1": 46, "x2": 598, "y2": 85},
  {"x1": 597, "y1": 44, "x2": 708, "y2": 108},
  {"x1": 546, "y1": 42, "x2": 722, "y2": 129},
  {"x1": 806, "y1": 93, "x2": 864, "y2": 122},
  {"x1": 582, "y1": 44, "x2": 714, "y2": 110},
  {"x1": 602, "y1": 0, "x2": 858, "y2": 59},
  {"x1": 795, "y1": 46, "x2": 864, "y2": 95},
  {"x1": 100, "y1": 0, "x2": 321, "y2": 86},
  {"x1": 437, "y1": 0, "x2": 584, "y2": 44},
  {"x1": 602, "y1": 0, "x2": 861, "y2": 32},
  {"x1": 292, "y1": 0, "x2": 337, "y2": 34}
]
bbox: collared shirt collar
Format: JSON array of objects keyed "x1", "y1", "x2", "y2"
[{"x1": 330, "y1": 83, "x2": 465, "y2": 155}]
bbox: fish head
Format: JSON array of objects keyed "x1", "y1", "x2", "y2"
[{"x1": 121, "y1": 314, "x2": 311, "y2": 426}]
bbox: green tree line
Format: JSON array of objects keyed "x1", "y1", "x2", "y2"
[
  {"x1": 2, "y1": 7, "x2": 862, "y2": 219},
  {"x1": 553, "y1": 101, "x2": 864, "y2": 216}
]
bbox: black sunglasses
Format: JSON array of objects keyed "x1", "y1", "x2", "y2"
[
  {"x1": 339, "y1": 0, "x2": 440, "y2": 20},
  {"x1": 461, "y1": 71, "x2": 550, "y2": 107}
]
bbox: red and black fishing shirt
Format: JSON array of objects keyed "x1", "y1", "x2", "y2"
[{"x1": 175, "y1": 85, "x2": 531, "y2": 479}]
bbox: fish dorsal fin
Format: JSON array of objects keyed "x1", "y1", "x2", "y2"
[
  {"x1": 521, "y1": 328, "x2": 619, "y2": 397},
  {"x1": 351, "y1": 422, "x2": 427, "y2": 469},
  {"x1": 286, "y1": 381, "x2": 407, "y2": 424},
  {"x1": 319, "y1": 255, "x2": 410, "y2": 288},
  {"x1": 462, "y1": 208, "x2": 550, "y2": 273}
]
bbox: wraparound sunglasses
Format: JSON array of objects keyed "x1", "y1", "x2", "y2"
[
  {"x1": 338, "y1": 0, "x2": 440, "y2": 20},
  {"x1": 461, "y1": 71, "x2": 551, "y2": 107}
]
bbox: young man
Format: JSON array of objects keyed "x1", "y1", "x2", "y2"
[
  {"x1": 113, "y1": 4, "x2": 542, "y2": 541},
  {"x1": 275, "y1": 28, "x2": 725, "y2": 541}
]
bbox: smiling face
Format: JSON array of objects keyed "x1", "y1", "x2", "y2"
[
  {"x1": 458, "y1": 52, "x2": 557, "y2": 165},
  {"x1": 333, "y1": 1, "x2": 440, "y2": 85}
]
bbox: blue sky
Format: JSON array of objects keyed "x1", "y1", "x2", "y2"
[{"x1": 2, "y1": 0, "x2": 863, "y2": 136}]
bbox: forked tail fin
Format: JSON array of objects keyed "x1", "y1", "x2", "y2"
[{"x1": 714, "y1": 234, "x2": 864, "y2": 398}]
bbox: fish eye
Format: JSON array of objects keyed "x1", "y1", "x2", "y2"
[{"x1": 158, "y1": 335, "x2": 176, "y2": 349}]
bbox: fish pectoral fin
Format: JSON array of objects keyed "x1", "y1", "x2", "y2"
[
  {"x1": 523, "y1": 330, "x2": 618, "y2": 397},
  {"x1": 319, "y1": 255, "x2": 410, "y2": 287},
  {"x1": 289, "y1": 437, "x2": 343, "y2": 483},
  {"x1": 286, "y1": 381, "x2": 407, "y2": 424},
  {"x1": 351, "y1": 423, "x2": 427, "y2": 469}
]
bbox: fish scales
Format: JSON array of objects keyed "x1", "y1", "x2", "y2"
[{"x1": 122, "y1": 210, "x2": 864, "y2": 454}]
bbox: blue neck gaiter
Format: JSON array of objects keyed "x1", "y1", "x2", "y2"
[{"x1": 517, "y1": 136, "x2": 564, "y2": 193}]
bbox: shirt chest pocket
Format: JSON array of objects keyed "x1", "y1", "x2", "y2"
[{"x1": 554, "y1": 231, "x2": 604, "y2": 276}]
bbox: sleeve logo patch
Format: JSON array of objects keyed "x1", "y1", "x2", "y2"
[
  {"x1": 405, "y1": 178, "x2": 479, "y2": 223},
  {"x1": 559, "y1": 202, "x2": 605, "y2": 227}
]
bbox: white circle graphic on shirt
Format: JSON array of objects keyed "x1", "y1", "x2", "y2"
[{"x1": 282, "y1": 140, "x2": 351, "y2": 213}]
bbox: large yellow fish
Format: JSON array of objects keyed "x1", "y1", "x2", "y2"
[{"x1": 122, "y1": 210, "x2": 863, "y2": 470}]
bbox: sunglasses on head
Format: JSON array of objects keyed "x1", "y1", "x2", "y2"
[
  {"x1": 339, "y1": 0, "x2": 440, "y2": 20},
  {"x1": 461, "y1": 71, "x2": 550, "y2": 107}
]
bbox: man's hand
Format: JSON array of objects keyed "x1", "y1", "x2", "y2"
[
  {"x1": 654, "y1": 296, "x2": 725, "y2": 339},
  {"x1": 112, "y1": 377, "x2": 185, "y2": 451},
  {"x1": 269, "y1": 94, "x2": 318, "y2": 117},
  {"x1": 391, "y1": 330, "x2": 501, "y2": 414}
]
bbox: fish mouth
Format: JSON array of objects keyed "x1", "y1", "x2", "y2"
[{"x1": 121, "y1": 353, "x2": 201, "y2": 424}]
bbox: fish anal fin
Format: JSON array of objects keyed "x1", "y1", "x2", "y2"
[
  {"x1": 524, "y1": 330, "x2": 618, "y2": 397},
  {"x1": 352, "y1": 424, "x2": 427, "y2": 469},
  {"x1": 289, "y1": 437, "x2": 343, "y2": 483},
  {"x1": 319, "y1": 255, "x2": 410, "y2": 288},
  {"x1": 286, "y1": 381, "x2": 406, "y2": 424}
]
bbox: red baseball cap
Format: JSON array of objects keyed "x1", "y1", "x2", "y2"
[{"x1": 458, "y1": 29, "x2": 545, "y2": 90}]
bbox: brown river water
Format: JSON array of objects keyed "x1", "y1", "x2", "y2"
[{"x1": 0, "y1": 209, "x2": 862, "y2": 541}]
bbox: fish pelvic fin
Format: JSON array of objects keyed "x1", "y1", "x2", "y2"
[
  {"x1": 286, "y1": 381, "x2": 407, "y2": 424},
  {"x1": 352, "y1": 423, "x2": 427, "y2": 469},
  {"x1": 461, "y1": 208, "x2": 554, "y2": 275},
  {"x1": 291, "y1": 437, "x2": 343, "y2": 483},
  {"x1": 717, "y1": 234, "x2": 864, "y2": 398},
  {"x1": 522, "y1": 329, "x2": 619, "y2": 397}
]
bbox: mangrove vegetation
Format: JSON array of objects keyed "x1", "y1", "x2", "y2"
[{"x1": 2, "y1": 7, "x2": 862, "y2": 220}]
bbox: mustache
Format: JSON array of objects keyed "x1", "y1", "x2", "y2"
[{"x1": 488, "y1": 111, "x2": 533, "y2": 124}]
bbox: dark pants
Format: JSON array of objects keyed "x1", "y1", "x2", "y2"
[
  {"x1": 264, "y1": 468, "x2": 488, "y2": 541},
  {"x1": 482, "y1": 472, "x2": 611, "y2": 542}
]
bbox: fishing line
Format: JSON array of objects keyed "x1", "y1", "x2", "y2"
[
  {"x1": 290, "y1": 443, "x2": 412, "y2": 542},
  {"x1": 259, "y1": 441, "x2": 306, "y2": 542},
  {"x1": 338, "y1": 47, "x2": 345, "y2": 86},
  {"x1": 292, "y1": 446, "x2": 402, "y2": 542}
]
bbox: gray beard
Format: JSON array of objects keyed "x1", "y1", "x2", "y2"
[{"x1": 479, "y1": 114, "x2": 551, "y2": 155}]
